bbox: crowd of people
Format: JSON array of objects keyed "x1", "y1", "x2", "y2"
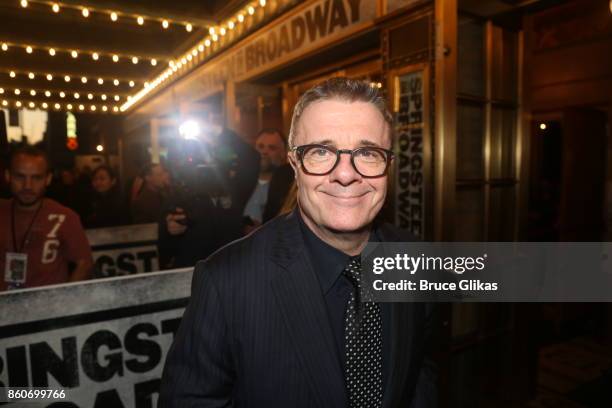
[
  {"x1": 1, "y1": 77, "x2": 436, "y2": 408},
  {"x1": 0, "y1": 126, "x2": 295, "y2": 291}
]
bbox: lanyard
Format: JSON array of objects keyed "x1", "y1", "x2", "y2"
[{"x1": 11, "y1": 198, "x2": 44, "y2": 253}]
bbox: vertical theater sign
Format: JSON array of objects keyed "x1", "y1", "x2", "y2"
[{"x1": 391, "y1": 64, "x2": 431, "y2": 239}]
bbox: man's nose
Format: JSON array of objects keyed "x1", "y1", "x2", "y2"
[
  {"x1": 24, "y1": 177, "x2": 33, "y2": 189},
  {"x1": 329, "y1": 153, "x2": 361, "y2": 185}
]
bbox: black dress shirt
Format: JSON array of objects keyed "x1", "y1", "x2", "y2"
[{"x1": 297, "y1": 211, "x2": 391, "y2": 389}]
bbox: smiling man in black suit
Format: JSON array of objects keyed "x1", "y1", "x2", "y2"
[{"x1": 159, "y1": 77, "x2": 437, "y2": 408}]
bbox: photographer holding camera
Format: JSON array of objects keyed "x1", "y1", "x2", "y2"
[{"x1": 159, "y1": 119, "x2": 259, "y2": 269}]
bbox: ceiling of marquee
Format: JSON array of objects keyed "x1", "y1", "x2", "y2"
[{"x1": 0, "y1": 0, "x2": 249, "y2": 114}]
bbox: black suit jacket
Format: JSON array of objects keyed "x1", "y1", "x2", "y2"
[{"x1": 159, "y1": 210, "x2": 437, "y2": 408}]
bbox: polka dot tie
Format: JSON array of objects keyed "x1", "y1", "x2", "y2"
[{"x1": 343, "y1": 256, "x2": 383, "y2": 408}]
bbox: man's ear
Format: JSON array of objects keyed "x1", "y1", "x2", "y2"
[
  {"x1": 287, "y1": 152, "x2": 298, "y2": 175},
  {"x1": 4, "y1": 169, "x2": 10, "y2": 184},
  {"x1": 45, "y1": 172, "x2": 52, "y2": 187}
]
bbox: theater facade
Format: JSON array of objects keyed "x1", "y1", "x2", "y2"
[{"x1": 119, "y1": 2, "x2": 612, "y2": 402}]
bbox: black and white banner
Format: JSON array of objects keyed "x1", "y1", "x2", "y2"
[
  {"x1": 0, "y1": 268, "x2": 192, "y2": 407},
  {"x1": 86, "y1": 224, "x2": 159, "y2": 278}
]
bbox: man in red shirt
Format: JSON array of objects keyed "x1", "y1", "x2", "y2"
[{"x1": 1, "y1": 146, "x2": 93, "y2": 291}]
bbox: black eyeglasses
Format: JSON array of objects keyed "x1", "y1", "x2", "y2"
[{"x1": 291, "y1": 144, "x2": 394, "y2": 178}]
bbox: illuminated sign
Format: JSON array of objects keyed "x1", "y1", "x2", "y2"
[{"x1": 66, "y1": 112, "x2": 78, "y2": 150}]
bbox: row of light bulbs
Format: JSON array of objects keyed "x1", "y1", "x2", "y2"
[
  {"x1": 2, "y1": 98, "x2": 120, "y2": 112},
  {"x1": 4, "y1": 70, "x2": 138, "y2": 87},
  {"x1": 0, "y1": 87, "x2": 125, "y2": 101},
  {"x1": 19, "y1": 0, "x2": 195, "y2": 32},
  {"x1": 1, "y1": 41, "x2": 160, "y2": 65},
  {"x1": 121, "y1": 0, "x2": 267, "y2": 112}
]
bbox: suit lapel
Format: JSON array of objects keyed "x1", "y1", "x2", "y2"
[
  {"x1": 383, "y1": 303, "x2": 416, "y2": 408},
  {"x1": 377, "y1": 224, "x2": 418, "y2": 408},
  {"x1": 269, "y1": 211, "x2": 347, "y2": 408}
]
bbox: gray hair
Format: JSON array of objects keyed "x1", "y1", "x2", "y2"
[{"x1": 287, "y1": 77, "x2": 393, "y2": 148}]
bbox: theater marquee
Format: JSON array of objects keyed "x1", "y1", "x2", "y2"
[
  {"x1": 391, "y1": 64, "x2": 431, "y2": 240},
  {"x1": 133, "y1": 0, "x2": 378, "y2": 115}
]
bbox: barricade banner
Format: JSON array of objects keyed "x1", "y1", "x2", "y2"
[
  {"x1": 0, "y1": 268, "x2": 192, "y2": 407},
  {"x1": 86, "y1": 224, "x2": 159, "y2": 278}
]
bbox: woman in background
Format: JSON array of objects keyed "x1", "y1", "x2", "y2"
[{"x1": 84, "y1": 165, "x2": 129, "y2": 228}]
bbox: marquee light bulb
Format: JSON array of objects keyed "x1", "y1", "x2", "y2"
[
  {"x1": 28, "y1": 72, "x2": 35, "y2": 79},
  {"x1": 52, "y1": 3, "x2": 60, "y2": 13},
  {"x1": 20, "y1": 0, "x2": 28, "y2": 8},
  {"x1": 112, "y1": 54, "x2": 119, "y2": 62},
  {"x1": 49, "y1": 48, "x2": 56, "y2": 56},
  {"x1": 248, "y1": 6, "x2": 255, "y2": 15},
  {"x1": 81, "y1": 77, "x2": 87, "y2": 83},
  {"x1": 26, "y1": 46, "x2": 33, "y2": 54},
  {"x1": 150, "y1": 58, "x2": 157, "y2": 66},
  {"x1": 186, "y1": 23, "x2": 193, "y2": 32},
  {"x1": 98, "y1": 78, "x2": 104, "y2": 84},
  {"x1": 238, "y1": 14, "x2": 244, "y2": 22},
  {"x1": 129, "y1": 80, "x2": 135, "y2": 87},
  {"x1": 71, "y1": 50, "x2": 78, "y2": 58},
  {"x1": 1, "y1": 43, "x2": 8, "y2": 51},
  {"x1": 46, "y1": 74, "x2": 53, "y2": 81},
  {"x1": 92, "y1": 52, "x2": 99, "y2": 60},
  {"x1": 82, "y1": 8, "x2": 89, "y2": 18},
  {"x1": 132, "y1": 56, "x2": 138, "y2": 64},
  {"x1": 110, "y1": 12, "x2": 118, "y2": 21},
  {"x1": 113, "y1": 79, "x2": 119, "y2": 86},
  {"x1": 137, "y1": 16, "x2": 144, "y2": 25},
  {"x1": 64, "y1": 75, "x2": 70, "y2": 82},
  {"x1": 10, "y1": 71, "x2": 16, "y2": 78},
  {"x1": 162, "y1": 20, "x2": 169, "y2": 29}
]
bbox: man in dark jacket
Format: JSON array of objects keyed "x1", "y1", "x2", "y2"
[
  {"x1": 159, "y1": 127, "x2": 260, "y2": 268},
  {"x1": 160, "y1": 78, "x2": 436, "y2": 407}
]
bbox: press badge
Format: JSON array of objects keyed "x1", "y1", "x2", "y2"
[{"x1": 4, "y1": 252, "x2": 27, "y2": 284}]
